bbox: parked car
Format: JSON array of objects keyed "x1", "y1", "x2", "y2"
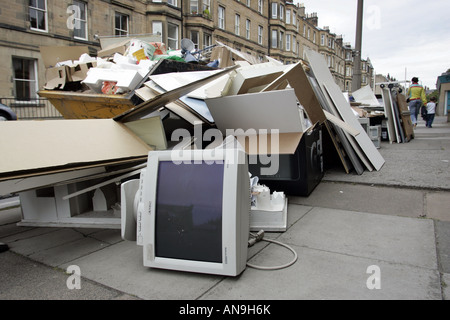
[{"x1": 0, "y1": 103, "x2": 17, "y2": 121}]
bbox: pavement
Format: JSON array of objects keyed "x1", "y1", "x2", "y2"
[{"x1": 0, "y1": 116, "x2": 449, "y2": 302}]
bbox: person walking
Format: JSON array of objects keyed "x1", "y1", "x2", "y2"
[
  {"x1": 407, "y1": 77, "x2": 427, "y2": 127},
  {"x1": 425, "y1": 97, "x2": 437, "y2": 128}
]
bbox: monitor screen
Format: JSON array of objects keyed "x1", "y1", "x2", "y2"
[{"x1": 155, "y1": 161, "x2": 224, "y2": 263}]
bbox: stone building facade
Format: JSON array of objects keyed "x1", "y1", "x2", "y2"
[{"x1": 0, "y1": 0, "x2": 373, "y2": 103}]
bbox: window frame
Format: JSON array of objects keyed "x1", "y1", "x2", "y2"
[
  {"x1": 271, "y1": 2, "x2": 277, "y2": 19},
  {"x1": 29, "y1": 0, "x2": 48, "y2": 32},
  {"x1": 73, "y1": 0, "x2": 88, "y2": 41},
  {"x1": 190, "y1": 30, "x2": 199, "y2": 50},
  {"x1": 12, "y1": 57, "x2": 38, "y2": 101},
  {"x1": 203, "y1": 0, "x2": 211, "y2": 14},
  {"x1": 190, "y1": 0, "x2": 198, "y2": 14},
  {"x1": 271, "y1": 29, "x2": 277, "y2": 48},
  {"x1": 286, "y1": 34, "x2": 291, "y2": 51},
  {"x1": 167, "y1": 22, "x2": 179, "y2": 50},
  {"x1": 235, "y1": 14, "x2": 240, "y2": 36},
  {"x1": 114, "y1": 12, "x2": 129, "y2": 36},
  {"x1": 218, "y1": 6, "x2": 225, "y2": 29},
  {"x1": 203, "y1": 33, "x2": 212, "y2": 49},
  {"x1": 167, "y1": 0, "x2": 177, "y2": 7},
  {"x1": 258, "y1": 25, "x2": 263, "y2": 45},
  {"x1": 245, "y1": 19, "x2": 250, "y2": 39}
]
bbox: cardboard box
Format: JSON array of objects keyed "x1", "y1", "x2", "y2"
[
  {"x1": 70, "y1": 61, "x2": 98, "y2": 82},
  {"x1": 97, "y1": 39, "x2": 130, "y2": 58},
  {"x1": 205, "y1": 89, "x2": 306, "y2": 156},
  {"x1": 248, "y1": 124, "x2": 324, "y2": 197},
  {"x1": 40, "y1": 45, "x2": 96, "y2": 89},
  {"x1": 40, "y1": 46, "x2": 91, "y2": 69},
  {"x1": 44, "y1": 66, "x2": 71, "y2": 90},
  {"x1": 224, "y1": 63, "x2": 287, "y2": 96},
  {"x1": 205, "y1": 88, "x2": 324, "y2": 196}
]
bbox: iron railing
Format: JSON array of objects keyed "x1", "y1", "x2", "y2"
[{"x1": 0, "y1": 97, "x2": 63, "y2": 120}]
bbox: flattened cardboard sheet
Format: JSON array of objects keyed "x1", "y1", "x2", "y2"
[
  {"x1": 114, "y1": 65, "x2": 238, "y2": 123},
  {"x1": 305, "y1": 49, "x2": 385, "y2": 171},
  {"x1": 234, "y1": 132, "x2": 303, "y2": 155},
  {"x1": 135, "y1": 86, "x2": 203, "y2": 125},
  {"x1": 225, "y1": 63, "x2": 287, "y2": 96},
  {"x1": 206, "y1": 89, "x2": 303, "y2": 134},
  {"x1": 40, "y1": 46, "x2": 90, "y2": 68},
  {"x1": 352, "y1": 85, "x2": 382, "y2": 107},
  {"x1": 123, "y1": 116, "x2": 167, "y2": 150},
  {"x1": 396, "y1": 93, "x2": 414, "y2": 141},
  {"x1": 261, "y1": 61, "x2": 326, "y2": 125},
  {"x1": 323, "y1": 83, "x2": 374, "y2": 172},
  {"x1": 0, "y1": 119, "x2": 152, "y2": 179},
  {"x1": 381, "y1": 88, "x2": 396, "y2": 143},
  {"x1": 205, "y1": 89, "x2": 304, "y2": 155}
]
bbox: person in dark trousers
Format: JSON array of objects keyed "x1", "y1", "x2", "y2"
[
  {"x1": 407, "y1": 77, "x2": 427, "y2": 128},
  {"x1": 421, "y1": 103, "x2": 428, "y2": 121},
  {"x1": 425, "y1": 97, "x2": 437, "y2": 128}
]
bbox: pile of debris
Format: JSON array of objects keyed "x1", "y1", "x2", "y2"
[
  {"x1": 37, "y1": 37, "x2": 225, "y2": 119},
  {"x1": 351, "y1": 82, "x2": 414, "y2": 146},
  {"x1": 0, "y1": 41, "x2": 392, "y2": 229}
]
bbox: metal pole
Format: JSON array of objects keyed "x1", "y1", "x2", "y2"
[{"x1": 352, "y1": 0, "x2": 364, "y2": 92}]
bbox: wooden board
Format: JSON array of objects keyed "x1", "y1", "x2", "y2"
[
  {"x1": 305, "y1": 49, "x2": 385, "y2": 171},
  {"x1": 390, "y1": 90, "x2": 405, "y2": 143},
  {"x1": 38, "y1": 90, "x2": 135, "y2": 119},
  {"x1": 380, "y1": 88, "x2": 396, "y2": 143},
  {"x1": 261, "y1": 61, "x2": 326, "y2": 125},
  {"x1": 0, "y1": 119, "x2": 151, "y2": 178},
  {"x1": 323, "y1": 110, "x2": 360, "y2": 137},
  {"x1": 323, "y1": 84, "x2": 374, "y2": 173},
  {"x1": 386, "y1": 88, "x2": 402, "y2": 143},
  {"x1": 306, "y1": 73, "x2": 360, "y2": 174},
  {"x1": 396, "y1": 93, "x2": 414, "y2": 141}
]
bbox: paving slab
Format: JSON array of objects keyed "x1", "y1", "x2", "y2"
[
  {"x1": 442, "y1": 273, "x2": 450, "y2": 300},
  {"x1": 28, "y1": 237, "x2": 111, "y2": 267},
  {"x1": 0, "y1": 251, "x2": 132, "y2": 300},
  {"x1": 323, "y1": 118, "x2": 450, "y2": 191},
  {"x1": 0, "y1": 222, "x2": 33, "y2": 240},
  {"x1": 59, "y1": 240, "x2": 225, "y2": 300},
  {"x1": 278, "y1": 207, "x2": 437, "y2": 270},
  {"x1": 324, "y1": 148, "x2": 450, "y2": 190},
  {"x1": 290, "y1": 182, "x2": 425, "y2": 218},
  {"x1": 426, "y1": 192, "x2": 450, "y2": 221},
  {"x1": 201, "y1": 206, "x2": 441, "y2": 300},
  {"x1": 5, "y1": 228, "x2": 86, "y2": 256},
  {"x1": 435, "y1": 220, "x2": 450, "y2": 274},
  {"x1": 202, "y1": 244, "x2": 441, "y2": 300}
]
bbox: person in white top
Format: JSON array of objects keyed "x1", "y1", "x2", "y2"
[{"x1": 426, "y1": 97, "x2": 437, "y2": 128}]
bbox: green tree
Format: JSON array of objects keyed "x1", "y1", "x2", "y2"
[{"x1": 427, "y1": 89, "x2": 439, "y2": 102}]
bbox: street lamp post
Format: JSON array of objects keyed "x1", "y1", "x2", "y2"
[{"x1": 352, "y1": 0, "x2": 364, "y2": 92}]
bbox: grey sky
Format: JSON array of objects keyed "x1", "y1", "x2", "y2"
[{"x1": 297, "y1": 0, "x2": 450, "y2": 90}]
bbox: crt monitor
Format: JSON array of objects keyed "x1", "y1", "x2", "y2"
[{"x1": 122, "y1": 148, "x2": 251, "y2": 276}]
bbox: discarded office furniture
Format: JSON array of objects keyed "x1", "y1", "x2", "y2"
[{"x1": 18, "y1": 179, "x2": 122, "y2": 229}]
